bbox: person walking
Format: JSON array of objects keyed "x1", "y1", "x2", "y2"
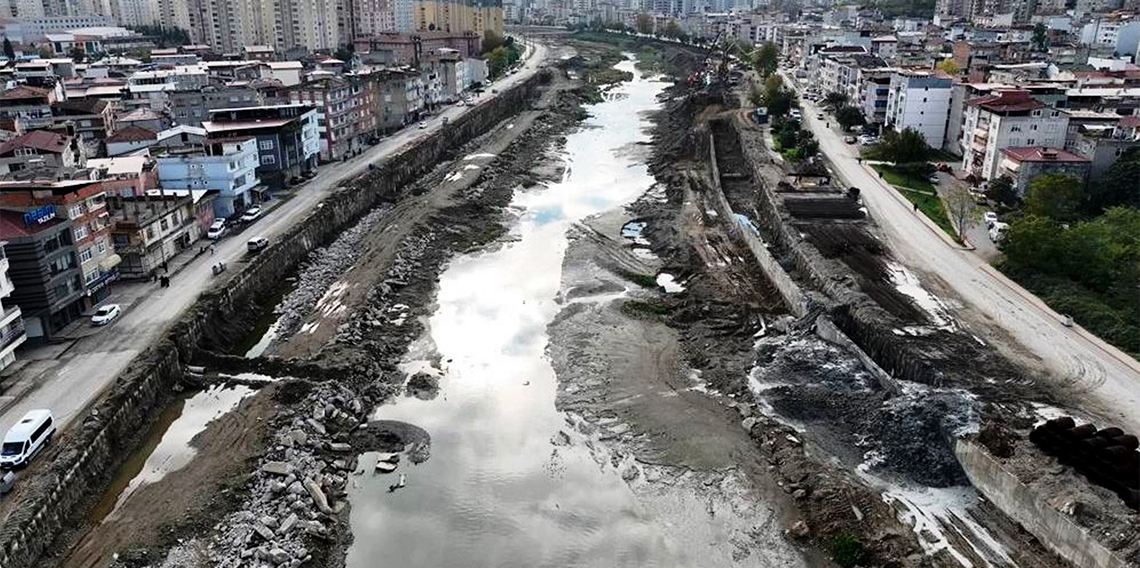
[{"x1": 209, "y1": 244, "x2": 216, "y2": 256}]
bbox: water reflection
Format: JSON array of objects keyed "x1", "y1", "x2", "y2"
[{"x1": 346, "y1": 60, "x2": 695, "y2": 567}]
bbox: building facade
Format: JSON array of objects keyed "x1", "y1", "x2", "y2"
[
  {"x1": 885, "y1": 70, "x2": 953, "y2": 149},
  {"x1": 962, "y1": 90, "x2": 1070, "y2": 180},
  {"x1": 157, "y1": 138, "x2": 261, "y2": 218}
]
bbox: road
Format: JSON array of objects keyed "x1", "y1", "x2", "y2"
[
  {"x1": 0, "y1": 42, "x2": 549, "y2": 435},
  {"x1": 784, "y1": 73, "x2": 1140, "y2": 434}
]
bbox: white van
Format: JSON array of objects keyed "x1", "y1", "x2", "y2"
[{"x1": 1, "y1": 409, "x2": 56, "y2": 469}]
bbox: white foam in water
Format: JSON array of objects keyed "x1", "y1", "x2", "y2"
[
  {"x1": 463, "y1": 152, "x2": 496, "y2": 160},
  {"x1": 886, "y1": 262, "x2": 955, "y2": 329},
  {"x1": 656, "y1": 273, "x2": 685, "y2": 293}
]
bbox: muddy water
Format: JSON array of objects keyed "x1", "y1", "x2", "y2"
[{"x1": 346, "y1": 61, "x2": 738, "y2": 567}]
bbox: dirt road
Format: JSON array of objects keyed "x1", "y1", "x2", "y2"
[
  {"x1": 786, "y1": 74, "x2": 1140, "y2": 434},
  {"x1": 0, "y1": 43, "x2": 549, "y2": 437}
]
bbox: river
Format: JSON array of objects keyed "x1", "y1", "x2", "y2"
[{"x1": 343, "y1": 58, "x2": 751, "y2": 567}]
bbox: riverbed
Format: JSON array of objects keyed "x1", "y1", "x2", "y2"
[{"x1": 344, "y1": 58, "x2": 791, "y2": 567}]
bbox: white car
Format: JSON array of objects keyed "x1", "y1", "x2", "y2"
[
  {"x1": 983, "y1": 211, "x2": 999, "y2": 228},
  {"x1": 989, "y1": 222, "x2": 1009, "y2": 242},
  {"x1": 858, "y1": 134, "x2": 878, "y2": 145},
  {"x1": 418, "y1": 121, "x2": 427, "y2": 129},
  {"x1": 91, "y1": 304, "x2": 122, "y2": 326},
  {"x1": 240, "y1": 207, "x2": 262, "y2": 223},
  {"x1": 1, "y1": 409, "x2": 55, "y2": 469},
  {"x1": 207, "y1": 219, "x2": 227, "y2": 240}
]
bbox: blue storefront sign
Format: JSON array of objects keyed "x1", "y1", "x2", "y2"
[{"x1": 22, "y1": 205, "x2": 56, "y2": 226}]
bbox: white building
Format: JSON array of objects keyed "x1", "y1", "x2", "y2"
[
  {"x1": 157, "y1": 137, "x2": 261, "y2": 217},
  {"x1": 961, "y1": 90, "x2": 1070, "y2": 180},
  {"x1": 1080, "y1": 19, "x2": 1140, "y2": 56},
  {"x1": 885, "y1": 70, "x2": 952, "y2": 148},
  {"x1": 0, "y1": 243, "x2": 26, "y2": 373}
]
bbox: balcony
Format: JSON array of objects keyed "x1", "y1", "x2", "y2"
[{"x1": 0, "y1": 309, "x2": 26, "y2": 356}]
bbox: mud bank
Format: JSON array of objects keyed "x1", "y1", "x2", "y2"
[{"x1": 0, "y1": 71, "x2": 550, "y2": 568}]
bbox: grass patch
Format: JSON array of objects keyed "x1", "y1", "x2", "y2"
[
  {"x1": 621, "y1": 299, "x2": 672, "y2": 317},
  {"x1": 872, "y1": 164, "x2": 934, "y2": 192},
  {"x1": 830, "y1": 533, "x2": 867, "y2": 568},
  {"x1": 621, "y1": 272, "x2": 659, "y2": 289}
]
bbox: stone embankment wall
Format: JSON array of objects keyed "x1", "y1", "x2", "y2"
[
  {"x1": 0, "y1": 71, "x2": 549, "y2": 568},
  {"x1": 702, "y1": 128, "x2": 808, "y2": 318},
  {"x1": 955, "y1": 440, "x2": 1130, "y2": 568},
  {"x1": 720, "y1": 114, "x2": 942, "y2": 388}
]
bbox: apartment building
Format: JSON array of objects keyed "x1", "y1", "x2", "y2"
[
  {"x1": 0, "y1": 242, "x2": 26, "y2": 371},
  {"x1": 0, "y1": 85, "x2": 59, "y2": 131},
  {"x1": 276, "y1": 77, "x2": 377, "y2": 162},
  {"x1": 962, "y1": 90, "x2": 1070, "y2": 180},
  {"x1": 997, "y1": 147, "x2": 1091, "y2": 195},
  {"x1": 202, "y1": 104, "x2": 319, "y2": 189},
  {"x1": 157, "y1": 138, "x2": 261, "y2": 218},
  {"x1": 0, "y1": 207, "x2": 83, "y2": 340},
  {"x1": 885, "y1": 70, "x2": 953, "y2": 149},
  {"x1": 110, "y1": 192, "x2": 214, "y2": 279},
  {"x1": 858, "y1": 68, "x2": 893, "y2": 125},
  {"x1": 0, "y1": 130, "x2": 83, "y2": 178}
]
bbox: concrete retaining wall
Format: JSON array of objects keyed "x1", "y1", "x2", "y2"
[
  {"x1": 704, "y1": 130, "x2": 808, "y2": 318},
  {"x1": 0, "y1": 71, "x2": 549, "y2": 568},
  {"x1": 955, "y1": 440, "x2": 1130, "y2": 568}
]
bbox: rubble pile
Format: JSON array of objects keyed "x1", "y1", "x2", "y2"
[
  {"x1": 273, "y1": 205, "x2": 395, "y2": 337},
  {"x1": 170, "y1": 382, "x2": 370, "y2": 568}
]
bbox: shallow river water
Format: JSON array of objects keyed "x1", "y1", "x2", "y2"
[{"x1": 343, "y1": 60, "x2": 744, "y2": 567}]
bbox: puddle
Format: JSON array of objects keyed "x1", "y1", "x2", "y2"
[
  {"x1": 886, "y1": 262, "x2": 955, "y2": 329},
  {"x1": 88, "y1": 384, "x2": 253, "y2": 524},
  {"x1": 345, "y1": 59, "x2": 783, "y2": 567}
]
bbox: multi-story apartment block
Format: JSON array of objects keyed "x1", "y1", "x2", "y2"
[
  {"x1": 110, "y1": 192, "x2": 215, "y2": 280},
  {"x1": 0, "y1": 206, "x2": 83, "y2": 341},
  {"x1": 962, "y1": 90, "x2": 1070, "y2": 180},
  {"x1": 997, "y1": 147, "x2": 1092, "y2": 195},
  {"x1": 202, "y1": 104, "x2": 319, "y2": 189},
  {"x1": 0, "y1": 242, "x2": 26, "y2": 371},
  {"x1": 858, "y1": 68, "x2": 893, "y2": 126},
  {"x1": 275, "y1": 77, "x2": 377, "y2": 162},
  {"x1": 0, "y1": 86, "x2": 58, "y2": 131},
  {"x1": 368, "y1": 69, "x2": 425, "y2": 132},
  {"x1": 885, "y1": 70, "x2": 953, "y2": 149},
  {"x1": 157, "y1": 138, "x2": 260, "y2": 218}
]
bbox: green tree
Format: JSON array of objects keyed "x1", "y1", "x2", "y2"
[
  {"x1": 635, "y1": 13, "x2": 654, "y2": 35},
  {"x1": 1001, "y1": 214, "x2": 1065, "y2": 273},
  {"x1": 985, "y1": 176, "x2": 1018, "y2": 208},
  {"x1": 935, "y1": 58, "x2": 960, "y2": 75},
  {"x1": 1032, "y1": 23, "x2": 1049, "y2": 51},
  {"x1": 663, "y1": 19, "x2": 680, "y2": 38},
  {"x1": 878, "y1": 127, "x2": 929, "y2": 164},
  {"x1": 755, "y1": 41, "x2": 778, "y2": 77},
  {"x1": 1024, "y1": 173, "x2": 1084, "y2": 222},
  {"x1": 3, "y1": 37, "x2": 14, "y2": 61},
  {"x1": 763, "y1": 87, "x2": 793, "y2": 116},
  {"x1": 823, "y1": 91, "x2": 847, "y2": 109},
  {"x1": 1087, "y1": 147, "x2": 1140, "y2": 213},
  {"x1": 835, "y1": 105, "x2": 864, "y2": 129},
  {"x1": 68, "y1": 46, "x2": 85, "y2": 63},
  {"x1": 482, "y1": 30, "x2": 506, "y2": 54}
]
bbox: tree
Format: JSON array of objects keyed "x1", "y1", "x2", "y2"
[
  {"x1": 878, "y1": 127, "x2": 929, "y2": 164},
  {"x1": 1024, "y1": 173, "x2": 1084, "y2": 222},
  {"x1": 635, "y1": 13, "x2": 654, "y2": 35},
  {"x1": 985, "y1": 175, "x2": 1019, "y2": 208},
  {"x1": 482, "y1": 30, "x2": 506, "y2": 54},
  {"x1": 663, "y1": 19, "x2": 680, "y2": 38},
  {"x1": 3, "y1": 37, "x2": 13, "y2": 61},
  {"x1": 755, "y1": 41, "x2": 778, "y2": 77},
  {"x1": 1087, "y1": 147, "x2": 1140, "y2": 213},
  {"x1": 1032, "y1": 23, "x2": 1049, "y2": 51},
  {"x1": 944, "y1": 187, "x2": 982, "y2": 241},
  {"x1": 823, "y1": 91, "x2": 848, "y2": 109},
  {"x1": 835, "y1": 105, "x2": 865, "y2": 129},
  {"x1": 69, "y1": 46, "x2": 85, "y2": 63},
  {"x1": 935, "y1": 58, "x2": 959, "y2": 76}
]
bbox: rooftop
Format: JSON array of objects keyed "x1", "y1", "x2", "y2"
[
  {"x1": 0, "y1": 130, "x2": 70, "y2": 155},
  {"x1": 969, "y1": 90, "x2": 1044, "y2": 113},
  {"x1": 105, "y1": 126, "x2": 158, "y2": 144},
  {"x1": 1001, "y1": 146, "x2": 1089, "y2": 163},
  {"x1": 0, "y1": 208, "x2": 68, "y2": 238},
  {"x1": 88, "y1": 155, "x2": 149, "y2": 176},
  {"x1": 0, "y1": 85, "x2": 50, "y2": 101}
]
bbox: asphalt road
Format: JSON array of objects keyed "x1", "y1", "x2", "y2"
[
  {"x1": 786, "y1": 73, "x2": 1140, "y2": 433},
  {"x1": 0, "y1": 43, "x2": 549, "y2": 435}
]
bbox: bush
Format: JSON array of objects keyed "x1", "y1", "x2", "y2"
[
  {"x1": 830, "y1": 533, "x2": 867, "y2": 568},
  {"x1": 893, "y1": 161, "x2": 934, "y2": 179}
]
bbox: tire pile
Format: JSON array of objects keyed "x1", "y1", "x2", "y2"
[{"x1": 1030, "y1": 416, "x2": 1139, "y2": 510}]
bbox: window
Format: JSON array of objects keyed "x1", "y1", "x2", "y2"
[
  {"x1": 73, "y1": 225, "x2": 87, "y2": 241},
  {"x1": 1010, "y1": 125, "x2": 1021, "y2": 132},
  {"x1": 68, "y1": 204, "x2": 83, "y2": 218},
  {"x1": 1030, "y1": 124, "x2": 1038, "y2": 131},
  {"x1": 96, "y1": 238, "x2": 107, "y2": 254},
  {"x1": 1027, "y1": 138, "x2": 1035, "y2": 145},
  {"x1": 160, "y1": 218, "x2": 169, "y2": 231},
  {"x1": 1032, "y1": 110, "x2": 1042, "y2": 117},
  {"x1": 79, "y1": 247, "x2": 93, "y2": 263},
  {"x1": 261, "y1": 155, "x2": 276, "y2": 165},
  {"x1": 259, "y1": 139, "x2": 274, "y2": 150},
  {"x1": 84, "y1": 268, "x2": 101, "y2": 284},
  {"x1": 146, "y1": 226, "x2": 155, "y2": 240}
]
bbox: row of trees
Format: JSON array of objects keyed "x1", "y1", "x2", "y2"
[{"x1": 819, "y1": 91, "x2": 866, "y2": 131}]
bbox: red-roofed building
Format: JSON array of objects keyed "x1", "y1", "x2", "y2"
[
  {"x1": 0, "y1": 130, "x2": 83, "y2": 177},
  {"x1": 962, "y1": 90, "x2": 1070, "y2": 180},
  {"x1": 998, "y1": 147, "x2": 1091, "y2": 195},
  {"x1": 105, "y1": 126, "x2": 158, "y2": 157},
  {"x1": 0, "y1": 85, "x2": 59, "y2": 130}
]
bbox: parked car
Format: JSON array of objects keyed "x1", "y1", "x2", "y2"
[
  {"x1": 928, "y1": 174, "x2": 940, "y2": 184},
  {"x1": 207, "y1": 219, "x2": 227, "y2": 240},
  {"x1": 0, "y1": 410, "x2": 55, "y2": 469},
  {"x1": 248, "y1": 236, "x2": 269, "y2": 253},
  {"x1": 989, "y1": 222, "x2": 1009, "y2": 242},
  {"x1": 858, "y1": 134, "x2": 877, "y2": 145},
  {"x1": 418, "y1": 121, "x2": 427, "y2": 129},
  {"x1": 816, "y1": 113, "x2": 825, "y2": 119},
  {"x1": 90, "y1": 304, "x2": 122, "y2": 326},
  {"x1": 240, "y1": 207, "x2": 262, "y2": 223},
  {"x1": 983, "y1": 211, "x2": 999, "y2": 228}
]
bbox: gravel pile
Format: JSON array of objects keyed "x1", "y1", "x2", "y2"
[
  {"x1": 274, "y1": 205, "x2": 394, "y2": 338},
  {"x1": 151, "y1": 382, "x2": 369, "y2": 568}
]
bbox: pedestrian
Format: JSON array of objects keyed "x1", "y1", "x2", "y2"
[
  {"x1": 162, "y1": 260, "x2": 168, "y2": 273},
  {"x1": 210, "y1": 244, "x2": 216, "y2": 256},
  {"x1": 913, "y1": 202, "x2": 918, "y2": 212}
]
